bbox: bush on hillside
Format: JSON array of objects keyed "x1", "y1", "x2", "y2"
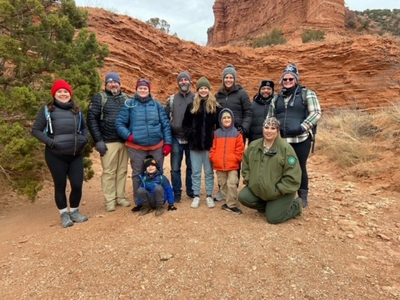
[
  {"x1": 301, "y1": 29, "x2": 326, "y2": 43},
  {"x1": 252, "y1": 28, "x2": 286, "y2": 48}
]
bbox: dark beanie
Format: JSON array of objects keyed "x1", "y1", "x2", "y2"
[
  {"x1": 136, "y1": 78, "x2": 151, "y2": 92},
  {"x1": 105, "y1": 72, "x2": 121, "y2": 84},
  {"x1": 259, "y1": 80, "x2": 275, "y2": 93},
  {"x1": 280, "y1": 63, "x2": 299, "y2": 84},
  {"x1": 143, "y1": 155, "x2": 159, "y2": 170},
  {"x1": 222, "y1": 64, "x2": 237, "y2": 83},
  {"x1": 196, "y1": 77, "x2": 211, "y2": 91},
  {"x1": 51, "y1": 80, "x2": 73, "y2": 97},
  {"x1": 177, "y1": 72, "x2": 191, "y2": 83}
]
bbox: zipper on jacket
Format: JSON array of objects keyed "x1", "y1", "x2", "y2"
[{"x1": 73, "y1": 111, "x2": 78, "y2": 156}]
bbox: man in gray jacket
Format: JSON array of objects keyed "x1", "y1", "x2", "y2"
[{"x1": 164, "y1": 72, "x2": 195, "y2": 202}]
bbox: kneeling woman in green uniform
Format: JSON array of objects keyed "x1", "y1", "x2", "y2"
[{"x1": 238, "y1": 117, "x2": 303, "y2": 224}]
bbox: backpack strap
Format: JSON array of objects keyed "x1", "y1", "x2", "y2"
[
  {"x1": 99, "y1": 91, "x2": 107, "y2": 121},
  {"x1": 77, "y1": 111, "x2": 82, "y2": 134},
  {"x1": 44, "y1": 105, "x2": 53, "y2": 134},
  {"x1": 166, "y1": 94, "x2": 174, "y2": 120}
]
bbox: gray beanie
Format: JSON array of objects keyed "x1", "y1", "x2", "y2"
[
  {"x1": 177, "y1": 72, "x2": 191, "y2": 83},
  {"x1": 280, "y1": 63, "x2": 299, "y2": 84},
  {"x1": 222, "y1": 64, "x2": 237, "y2": 84}
]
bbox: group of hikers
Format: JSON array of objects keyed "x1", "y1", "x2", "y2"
[{"x1": 31, "y1": 62, "x2": 322, "y2": 228}]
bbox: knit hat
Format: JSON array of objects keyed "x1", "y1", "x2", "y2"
[
  {"x1": 177, "y1": 72, "x2": 191, "y2": 83},
  {"x1": 259, "y1": 80, "x2": 275, "y2": 93},
  {"x1": 51, "y1": 80, "x2": 73, "y2": 97},
  {"x1": 222, "y1": 64, "x2": 237, "y2": 84},
  {"x1": 136, "y1": 78, "x2": 151, "y2": 92},
  {"x1": 105, "y1": 72, "x2": 121, "y2": 84},
  {"x1": 143, "y1": 155, "x2": 159, "y2": 170},
  {"x1": 280, "y1": 63, "x2": 299, "y2": 84},
  {"x1": 196, "y1": 77, "x2": 211, "y2": 91},
  {"x1": 263, "y1": 117, "x2": 280, "y2": 128}
]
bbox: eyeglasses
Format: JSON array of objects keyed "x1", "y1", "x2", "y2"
[
  {"x1": 106, "y1": 79, "x2": 119, "y2": 84},
  {"x1": 282, "y1": 78, "x2": 295, "y2": 82}
]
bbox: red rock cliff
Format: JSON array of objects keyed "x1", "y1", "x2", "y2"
[
  {"x1": 207, "y1": 0, "x2": 345, "y2": 46},
  {"x1": 83, "y1": 8, "x2": 400, "y2": 112}
]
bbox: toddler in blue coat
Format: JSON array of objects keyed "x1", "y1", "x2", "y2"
[{"x1": 137, "y1": 155, "x2": 176, "y2": 216}]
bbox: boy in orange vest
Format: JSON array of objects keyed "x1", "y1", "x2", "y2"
[{"x1": 210, "y1": 108, "x2": 245, "y2": 214}]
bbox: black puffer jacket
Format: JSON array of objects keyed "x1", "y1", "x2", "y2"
[
  {"x1": 248, "y1": 94, "x2": 274, "y2": 144},
  {"x1": 87, "y1": 90, "x2": 128, "y2": 143},
  {"x1": 32, "y1": 100, "x2": 88, "y2": 156},
  {"x1": 215, "y1": 85, "x2": 252, "y2": 135}
]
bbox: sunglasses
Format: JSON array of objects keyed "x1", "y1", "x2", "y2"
[
  {"x1": 265, "y1": 149, "x2": 277, "y2": 156},
  {"x1": 282, "y1": 78, "x2": 295, "y2": 82}
]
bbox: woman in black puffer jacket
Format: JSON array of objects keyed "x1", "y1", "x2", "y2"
[{"x1": 32, "y1": 80, "x2": 89, "y2": 228}]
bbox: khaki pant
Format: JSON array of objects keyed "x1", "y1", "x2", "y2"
[
  {"x1": 216, "y1": 170, "x2": 239, "y2": 208},
  {"x1": 101, "y1": 142, "x2": 129, "y2": 205}
]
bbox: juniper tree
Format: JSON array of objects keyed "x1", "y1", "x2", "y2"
[{"x1": 0, "y1": 0, "x2": 109, "y2": 200}]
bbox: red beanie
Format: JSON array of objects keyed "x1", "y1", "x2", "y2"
[
  {"x1": 136, "y1": 78, "x2": 151, "y2": 92},
  {"x1": 51, "y1": 80, "x2": 73, "y2": 97}
]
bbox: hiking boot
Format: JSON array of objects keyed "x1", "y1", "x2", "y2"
[
  {"x1": 117, "y1": 199, "x2": 131, "y2": 207},
  {"x1": 131, "y1": 205, "x2": 142, "y2": 212},
  {"x1": 139, "y1": 204, "x2": 152, "y2": 216},
  {"x1": 206, "y1": 196, "x2": 215, "y2": 208},
  {"x1": 61, "y1": 212, "x2": 73, "y2": 228},
  {"x1": 221, "y1": 204, "x2": 242, "y2": 214},
  {"x1": 298, "y1": 189, "x2": 308, "y2": 208},
  {"x1": 174, "y1": 194, "x2": 182, "y2": 203},
  {"x1": 191, "y1": 196, "x2": 200, "y2": 208},
  {"x1": 155, "y1": 205, "x2": 164, "y2": 216},
  {"x1": 70, "y1": 209, "x2": 88, "y2": 223},
  {"x1": 106, "y1": 202, "x2": 116, "y2": 212},
  {"x1": 214, "y1": 191, "x2": 223, "y2": 201}
]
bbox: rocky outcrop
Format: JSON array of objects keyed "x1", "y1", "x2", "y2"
[
  {"x1": 83, "y1": 8, "x2": 400, "y2": 112},
  {"x1": 207, "y1": 0, "x2": 345, "y2": 46}
]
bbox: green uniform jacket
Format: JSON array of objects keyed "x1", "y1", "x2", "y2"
[{"x1": 242, "y1": 137, "x2": 301, "y2": 201}]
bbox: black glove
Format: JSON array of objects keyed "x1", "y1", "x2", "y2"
[
  {"x1": 168, "y1": 204, "x2": 177, "y2": 211},
  {"x1": 95, "y1": 140, "x2": 108, "y2": 156},
  {"x1": 237, "y1": 126, "x2": 247, "y2": 137}
]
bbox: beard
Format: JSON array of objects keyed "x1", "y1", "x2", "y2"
[{"x1": 179, "y1": 83, "x2": 190, "y2": 93}]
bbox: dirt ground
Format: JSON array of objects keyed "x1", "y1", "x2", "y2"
[{"x1": 0, "y1": 152, "x2": 399, "y2": 300}]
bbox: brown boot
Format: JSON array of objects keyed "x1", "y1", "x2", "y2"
[
  {"x1": 155, "y1": 204, "x2": 164, "y2": 216},
  {"x1": 139, "y1": 204, "x2": 152, "y2": 216}
]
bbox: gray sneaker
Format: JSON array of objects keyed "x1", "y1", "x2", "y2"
[
  {"x1": 61, "y1": 212, "x2": 73, "y2": 228},
  {"x1": 70, "y1": 209, "x2": 88, "y2": 223},
  {"x1": 214, "y1": 190, "x2": 223, "y2": 201}
]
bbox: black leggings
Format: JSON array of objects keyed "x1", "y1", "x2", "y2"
[
  {"x1": 290, "y1": 136, "x2": 312, "y2": 191},
  {"x1": 45, "y1": 148, "x2": 84, "y2": 210}
]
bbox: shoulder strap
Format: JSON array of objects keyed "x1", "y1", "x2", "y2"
[
  {"x1": 44, "y1": 106, "x2": 53, "y2": 134},
  {"x1": 99, "y1": 91, "x2": 107, "y2": 121},
  {"x1": 167, "y1": 94, "x2": 174, "y2": 119},
  {"x1": 301, "y1": 87, "x2": 307, "y2": 106},
  {"x1": 77, "y1": 111, "x2": 83, "y2": 134}
]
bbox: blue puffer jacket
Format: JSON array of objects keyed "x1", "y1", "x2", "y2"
[
  {"x1": 137, "y1": 170, "x2": 175, "y2": 205},
  {"x1": 115, "y1": 94, "x2": 172, "y2": 147}
]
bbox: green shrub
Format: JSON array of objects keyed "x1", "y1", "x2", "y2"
[
  {"x1": 252, "y1": 28, "x2": 286, "y2": 48},
  {"x1": 301, "y1": 29, "x2": 326, "y2": 43}
]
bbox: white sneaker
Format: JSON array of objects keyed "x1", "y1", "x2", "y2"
[
  {"x1": 206, "y1": 196, "x2": 215, "y2": 208},
  {"x1": 214, "y1": 190, "x2": 223, "y2": 201},
  {"x1": 191, "y1": 196, "x2": 200, "y2": 208}
]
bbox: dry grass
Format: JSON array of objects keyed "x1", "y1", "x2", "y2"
[{"x1": 317, "y1": 103, "x2": 400, "y2": 176}]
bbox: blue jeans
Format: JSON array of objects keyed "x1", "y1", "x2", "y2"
[
  {"x1": 170, "y1": 137, "x2": 193, "y2": 196},
  {"x1": 190, "y1": 150, "x2": 214, "y2": 196}
]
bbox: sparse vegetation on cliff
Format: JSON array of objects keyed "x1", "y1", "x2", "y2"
[{"x1": 252, "y1": 28, "x2": 286, "y2": 48}]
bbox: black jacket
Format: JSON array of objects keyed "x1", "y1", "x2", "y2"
[
  {"x1": 87, "y1": 90, "x2": 127, "y2": 143},
  {"x1": 182, "y1": 100, "x2": 220, "y2": 151},
  {"x1": 215, "y1": 85, "x2": 252, "y2": 135},
  {"x1": 32, "y1": 100, "x2": 88, "y2": 156},
  {"x1": 248, "y1": 95, "x2": 274, "y2": 144}
]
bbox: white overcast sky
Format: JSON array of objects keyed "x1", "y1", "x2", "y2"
[{"x1": 75, "y1": 0, "x2": 400, "y2": 45}]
